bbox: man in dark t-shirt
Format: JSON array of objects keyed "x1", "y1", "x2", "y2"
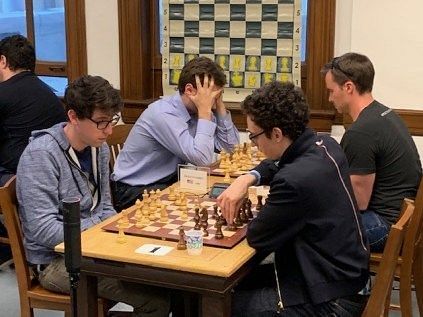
[
  {"x1": 0, "y1": 35, "x2": 66, "y2": 186},
  {"x1": 322, "y1": 53, "x2": 422, "y2": 252}
]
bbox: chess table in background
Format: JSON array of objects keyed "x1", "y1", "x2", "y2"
[
  {"x1": 162, "y1": 0, "x2": 302, "y2": 102},
  {"x1": 102, "y1": 194, "x2": 260, "y2": 249},
  {"x1": 210, "y1": 143, "x2": 266, "y2": 177}
]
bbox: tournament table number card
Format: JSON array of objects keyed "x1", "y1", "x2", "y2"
[{"x1": 161, "y1": 0, "x2": 302, "y2": 102}]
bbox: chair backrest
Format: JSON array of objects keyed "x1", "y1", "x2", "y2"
[
  {"x1": 107, "y1": 124, "x2": 134, "y2": 169},
  {"x1": 0, "y1": 176, "x2": 34, "y2": 308},
  {"x1": 362, "y1": 199, "x2": 415, "y2": 317},
  {"x1": 410, "y1": 177, "x2": 423, "y2": 253}
]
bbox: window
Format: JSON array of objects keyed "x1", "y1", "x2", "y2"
[{"x1": 0, "y1": 0, "x2": 87, "y2": 95}]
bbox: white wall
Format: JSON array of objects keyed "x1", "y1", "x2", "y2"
[
  {"x1": 85, "y1": 0, "x2": 120, "y2": 88},
  {"x1": 335, "y1": 0, "x2": 423, "y2": 110},
  {"x1": 83, "y1": 1, "x2": 423, "y2": 154},
  {"x1": 84, "y1": 1, "x2": 423, "y2": 108}
]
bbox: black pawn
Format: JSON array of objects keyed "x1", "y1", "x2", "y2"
[
  {"x1": 202, "y1": 220, "x2": 209, "y2": 237},
  {"x1": 215, "y1": 221, "x2": 224, "y2": 239},
  {"x1": 177, "y1": 227, "x2": 187, "y2": 250},
  {"x1": 194, "y1": 215, "x2": 201, "y2": 230}
]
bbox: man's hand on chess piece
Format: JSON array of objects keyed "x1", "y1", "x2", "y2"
[{"x1": 217, "y1": 173, "x2": 256, "y2": 224}]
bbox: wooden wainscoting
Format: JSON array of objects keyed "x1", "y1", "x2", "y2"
[
  {"x1": 121, "y1": 99, "x2": 336, "y2": 132},
  {"x1": 343, "y1": 109, "x2": 423, "y2": 136}
]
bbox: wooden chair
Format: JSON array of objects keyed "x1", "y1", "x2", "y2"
[
  {"x1": 0, "y1": 209, "x2": 10, "y2": 245},
  {"x1": 1, "y1": 181, "x2": 11, "y2": 245},
  {"x1": 107, "y1": 123, "x2": 134, "y2": 170},
  {"x1": 0, "y1": 176, "x2": 108, "y2": 316},
  {"x1": 363, "y1": 199, "x2": 415, "y2": 317},
  {"x1": 369, "y1": 179, "x2": 423, "y2": 316}
]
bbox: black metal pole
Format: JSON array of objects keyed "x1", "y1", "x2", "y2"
[{"x1": 62, "y1": 197, "x2": 81, "y2": 317}]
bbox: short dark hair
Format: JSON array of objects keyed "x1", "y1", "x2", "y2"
[
  {"x1": 177, "y1": 56, "x2": 226, "y2": 94},
  {"x1": 64, "y1": 75, "x2": 122, "y2": 119},
  {"x1": 0, "y1": 35, "x2": 35, "y2": 72},
  {"x1": 321, "y1": 52, "x2": 375, "y2": 94},
  {"x1": 242, "y1": 81, "x2": 309, "y2": 141}
]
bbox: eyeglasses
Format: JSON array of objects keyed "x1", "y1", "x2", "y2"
[
  {"x1": 331, "y1": 57, "x2": 353, "y2": 80},
  {"x1": 248, "y1": 130, "x2": 265, "y2": 145},
  {"x1": 88, "y1": 114, "x2": 120, "y2": 130}
]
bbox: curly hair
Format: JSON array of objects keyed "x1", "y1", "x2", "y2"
[
  {"x1": 242, "y1": 81, "x2": 309, "y2": 141},
  {"x1": 0, "y1": 35, "x2": 35, "y2": 72},
  {"x1": 64, "y1": 75, "x2": 122, "y2": 119},
  {"x1": 177, "y1": 56, "x2": 226, "y2": 94},
  {"x1": 321, "y1": 52, "x2": 374, "y2": 95}
]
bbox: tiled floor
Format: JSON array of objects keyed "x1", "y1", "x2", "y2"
[{"x1": 0, "y1": 261, "x2": 420, "y2": 316}]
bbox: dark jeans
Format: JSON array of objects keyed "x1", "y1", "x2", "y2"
[
  {"x1": 361, "y1": 210, "x2": 391, "y2": 252},
  {"x1": 112, "y1": 173, "x2": 177, "y2": 212},
  {"x1": 232, "y1": 288, "x2": 368, "y2": 317},
  {"x1": 232, "y1": 263, "x2": 367, "y2": 317},
  {"x1": 38, "y1": 257, "x2": 171, "y2": 317}
]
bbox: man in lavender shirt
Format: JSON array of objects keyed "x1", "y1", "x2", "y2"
[{"x1": 112, "y1": 57, "x2": 240, "y2": 210}]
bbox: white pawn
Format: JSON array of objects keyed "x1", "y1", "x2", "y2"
[{"x1": 159, "y1": 205, "x2": 169, "y2": 223}]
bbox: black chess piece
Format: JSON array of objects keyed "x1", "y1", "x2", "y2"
[
  {"x1": 212, "y1": 205, "x2": 219, "y2": 219},
  {"x1": 234, "y1": 209, "x2": 242, "y2": 227},
  {"x1": 246, "y1": 199, "x2": 254, "y2": 219},
  {"x1": 202, "y1": 222, "x2": 209, "y2": 237},
  {"x1": 256, "y1": 195, "x2": 263, "y2": 211},
  {"x1": 200, "y1": 207, "x2": 208, "y2": 221},
  {"x1": 215, "y1": 221, "x2": 224, "y2": 239},
  {"x1": 220, "y1": 215, "x2": 227, "y2": 226},
  {"x1": 194, "y1": 207, "x2": 201, "y2": 229},
  {"x1": 200, "y1": 208, "x2": 209, "y2": 236},
  {"x1": 177, "y1": 227, "x2": 187, "y2": 250},
  {"x1": 194, "y1": 215, "x2": 201, "y2": 230},
  {"x1": 239, "y1": 205, "x2": 247, "y2": 223}
]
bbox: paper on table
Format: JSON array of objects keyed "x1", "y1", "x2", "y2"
[{"x1": 135, "y1": 244, "x2": 174, "y2": 256}]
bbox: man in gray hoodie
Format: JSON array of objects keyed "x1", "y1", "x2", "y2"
[{"x1": 16, "y1": 75, "x2": 170, "y2": 316}]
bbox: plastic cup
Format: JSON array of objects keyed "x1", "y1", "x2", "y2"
[{"x1": 185, "y1": 229, "x2": 203, "y2": 255}]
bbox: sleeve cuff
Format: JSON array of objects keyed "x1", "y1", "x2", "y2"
[{"x1": 249, "y1": 170, "x2": 261, "y2": 186}]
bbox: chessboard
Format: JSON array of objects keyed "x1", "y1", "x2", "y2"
[
  {"x1": 210, "y1": 143, "x2": 265, "y2": 178},
  {"x1": 102, "y1": 191, "x2": 263, "y2": 249},
  {"x1": 161, "y1": 0, "x2": 302, "y2": 102}
]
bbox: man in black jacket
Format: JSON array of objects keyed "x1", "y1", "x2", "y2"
[{"x1": 218, "y1": 81, "x2": 369, "y2": 316}]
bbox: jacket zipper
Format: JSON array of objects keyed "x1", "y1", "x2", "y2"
[
  {"x1": 64, "y1": 153, "x2": 95, "y2": 217},
  {"x1": 274, "y1": 257, "x2": 284, "y2": 312}
]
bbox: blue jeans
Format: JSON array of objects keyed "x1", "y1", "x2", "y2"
[
  {"x1": 232, "y1": 287, "x2": 367, "y2": 317},
  {"x1": 361, "y1": 210, "x2": 390, "y2": 252}
]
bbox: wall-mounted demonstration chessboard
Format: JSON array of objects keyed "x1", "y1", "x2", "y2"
[{"x1": 161, "y1": 0, "x2": 302, "y2": 102}]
